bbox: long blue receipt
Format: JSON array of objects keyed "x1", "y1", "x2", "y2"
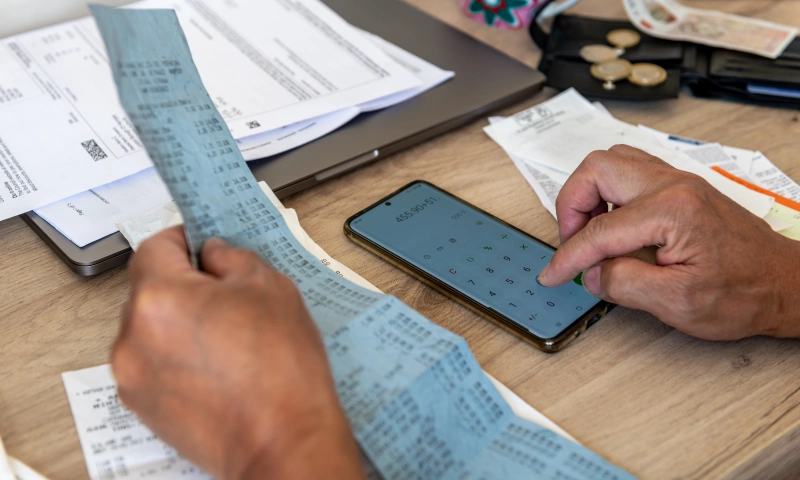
[{"x1": 90, "y1": 6, "x2": 634, "y2": 479}]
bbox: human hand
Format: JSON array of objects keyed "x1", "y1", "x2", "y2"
[
  {"x1": 112, "y1": 226, "x2": 365, "y2": 480},
  {"x1": 538, "y1": 145, "x2": 800, "y2": 340}
]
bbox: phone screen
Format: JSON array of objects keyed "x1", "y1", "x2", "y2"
[{"x1": 348, "y1": 182, "x2": 602, "y2": 339}]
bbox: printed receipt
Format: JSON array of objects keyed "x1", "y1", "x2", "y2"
[{"x1": 89, "y1": 5, "x2": 634, "y2": 479}]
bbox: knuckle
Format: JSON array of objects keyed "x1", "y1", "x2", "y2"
[
  {"x1": 111, "y1": 341, "x2": 147, "y2": 393},
  {"x1": 601, "y1": 262, "x2": 630, "y2": 301},
  {"x1": 663, "y1": 181, "x2": 711, "y2": 215},
  {"x1": 127, "y1": 283, "x2": 177, "y2": 338},
  {"x1": 272, "y1": 271, "x2": 301, "y2": 297},
  {"x1": 669, "y1": 279, "x2": 704, "y2": 321},
  {"x1": 202, "y1": 241, "x2": 233, "y2": 265},
  {"x1": 584, "y1": 212, "x2": 610, "y2": 241},
  {"x1": 582, "y1": 150, "x2": 611, "y2": 170},
  {"x1": 608, "y1": 144, "x2": 632, "y2": 154},
  {"x1": 229, "y1": 248, "x2": 264, "y2": 270}
]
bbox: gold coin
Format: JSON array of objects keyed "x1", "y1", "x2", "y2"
[
  {"x1": 606, "y1": 28, "x2": 641, "y2": 53},
  {"x1": 591, "y1": 59, "x2": 632, "y2": 81},
  {"x1": 590, "y1": 59, "x2": 632, "y2": 90},
  {"x1": 628, "y1": 63, "x2": 667, "y2": 86},
  {"x1": 579, "y1": 44, "x2": 619, "y2": 63}
]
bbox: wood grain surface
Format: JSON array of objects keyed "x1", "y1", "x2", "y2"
[{"x1": 2, "y1": 0, "x2": 800, "y2": 478}]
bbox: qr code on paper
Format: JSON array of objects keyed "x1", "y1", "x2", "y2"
[
  {"x1": 246, "y1": 121, "x2": 261, "y2": 129},
  {"x1": 81, "y1": 139, "x2": 107, "y2": 161}
]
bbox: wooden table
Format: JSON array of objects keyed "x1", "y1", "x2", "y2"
[{"x1": 2, "y1": 1, "x2": 800, "y2": 478}]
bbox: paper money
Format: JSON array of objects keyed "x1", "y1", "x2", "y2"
[{"x1": 623, "y1": 0, "x2": 797, "y2": 59}]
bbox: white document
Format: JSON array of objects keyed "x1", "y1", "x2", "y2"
[
  {"x1": 639, "y1": 125, "x2": 800, "y2": 203},
  {"x1": 354, "y1": 30, "x2": 455, "y2": 112},
  {"x1": 236, "y1": 107, "x2": 360, "y2": 161},
  {"x1": 0, "y1": 0, "x2": 421, "y2": 222},
  {"x1": 750, "y1": 152, "x2": 800, "y2": 203},
  {"x1": 236, "y1": 28, "x2": 454, "y2": 160},
  {"x1": 35, "y1": 28, "x2": 453, "y2": 245},
  {"x1": 637, "y1": 124, "x2": 755, "y2": 173},
  {"x1": 484, "y1": 89, "x2": 774, "y2": 220},
  {"x1": 682, "y1": 143, "x2": 753, "y2": 182},
  {"x1": 34, "y1": 168, "x2": 171, "y2": 247},
  {"x1": 488, "y1": 116, "x2": 560, "y2": 218}
]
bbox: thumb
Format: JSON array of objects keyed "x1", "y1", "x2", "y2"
[
  {"x1": 201, "y1": 237, "x2": 264, "y2": 279},
  {"x1": 583, "y1": 256, "x2": 675, "y2": 317}
]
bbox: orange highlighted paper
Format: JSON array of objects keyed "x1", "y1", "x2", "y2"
[{"x1": 712, "y1": 166, "x2": 800, "y2": 213}]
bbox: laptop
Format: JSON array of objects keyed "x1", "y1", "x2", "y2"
[{"x1": 22, "y1": 0, "x2": 546, "y2": 276}]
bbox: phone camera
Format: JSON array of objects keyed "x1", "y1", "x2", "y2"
[{"x1": 385, "y1": 202, "x2": 392, "y2": 206}]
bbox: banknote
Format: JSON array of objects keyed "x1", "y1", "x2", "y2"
[{"x1": 623, "y1": 0, "x2": 797, "y2": 59}]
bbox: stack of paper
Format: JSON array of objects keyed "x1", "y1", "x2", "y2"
[
  {"x1": 0, "y1": 0, "x2": 454, "y2": 247},
  {"x1": 484, "y1": 89, "x2": 800, "y2": 238}
]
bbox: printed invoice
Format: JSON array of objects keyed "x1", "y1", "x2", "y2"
[
  {"x1": 34, "y1": 26, "x2": 453, "y2": 247},
  {"x1": 0, "y1": 0, "x2": 420, "y2": 222}
]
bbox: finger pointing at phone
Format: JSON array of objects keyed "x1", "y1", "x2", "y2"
[{"x1": 537, "y1": 145, "x2": 800, "y2": 341}]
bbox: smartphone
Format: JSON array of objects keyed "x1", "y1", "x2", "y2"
[{"x1": 344, "y1": 181, "x2": 613, "y2": 353}]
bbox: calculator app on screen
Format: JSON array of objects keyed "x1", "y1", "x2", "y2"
[{"x1": 348, "y1": 182, "x2": 602, "y2": 340}]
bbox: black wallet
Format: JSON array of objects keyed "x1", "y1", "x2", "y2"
[
  {"x1": 682, "y1": 38, "x2": 800, "y2": 108},
  {"x1": 531, "y1": 11, "x2": 800, "y2": 108},
  {"x1": 531, "y1": 14, "x2": 684, "y2": 100}
]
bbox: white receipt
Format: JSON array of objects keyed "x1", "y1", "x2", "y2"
[
  {"x1": 66, "y1": 182, "x2": 575, "y2": 480},
  {"x1": 639, "y1": 125, "x2": 800, "y2": 203},
  {"x1": 488, "y1": 116, "x2": 560, "y2": 218},
  {"x1": 63, "y1": 365, "x2": 211, "y2": 480},
  {"x1": 484, "y1": 89, "x2": 774, "y2": 220},
  {"x1": 0, "y1": 0, "x2": 421, "y2": 221}
]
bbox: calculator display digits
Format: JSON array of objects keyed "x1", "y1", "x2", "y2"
[{"x1": 346, "y1": 181, "x2": 605, "y2": 343}]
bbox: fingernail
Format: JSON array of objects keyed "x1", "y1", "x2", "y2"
[
  {"x1": 583, "y1": 265, "x2": 602, "y2": 296},
  {"x1": 204, "y1": 237, "x2": 227, "y2": 249},
  {"x1": 537, "y1": 264, "x2": 550, "y2": 287}
]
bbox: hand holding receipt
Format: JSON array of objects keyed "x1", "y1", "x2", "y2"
[{"x1": 90, "y1": 5, "x2": 633, "y2": 479}]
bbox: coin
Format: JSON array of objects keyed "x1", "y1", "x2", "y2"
[
  {"x1": 628, "y1": 63, "x2": 667, "y2": 86},
  {"x1": 590, "y1": 58, "x2": 632, "y2": 90},
  {"x1": 579, "y1": 44, "x2": 619, "y2": 63},
  {"x1": 606, "y1": 28, "x2": 641, "y2": 54}
]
